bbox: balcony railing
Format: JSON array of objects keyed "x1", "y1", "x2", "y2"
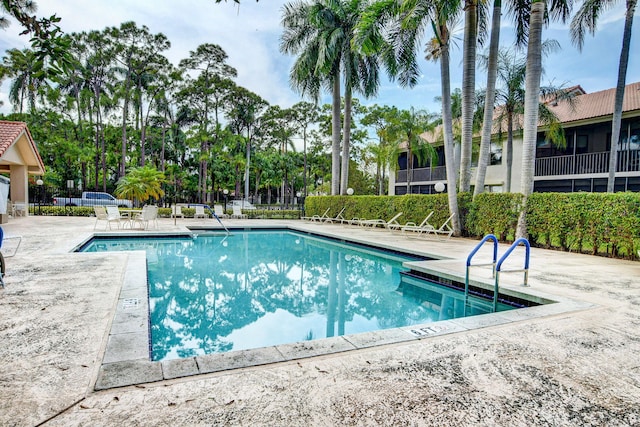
[
  {"x1": 397, "y1": 151, "x2": 640, "y2": 183},
  {"x1": 535, "y1": 150, "x2": 640, "y2": 176},
  {"x1": 396, "y1": 166, "x2": 447, "y2": 183}
]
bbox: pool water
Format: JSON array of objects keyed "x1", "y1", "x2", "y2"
[{"x1": 81, "y1": 230, "x2": 515, "y2": 361}]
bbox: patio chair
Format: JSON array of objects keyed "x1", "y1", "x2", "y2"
[
  {"x1": 105, "y1": 206, "x2": 123, "y2": 229},
  {"x1": 400, "y1": 212, "x2": 435, "y2": 234},
  {"x1": 0, "y1": 226, "x2": 22, "y2": 288},
  {"x1": 93, "y1": 205, "x2": 109, "y2": 230},
  {"x1": 231, "y1": 205, "x2": 247, "y2": 219},
  {"x1": 134, "y1": 205, "x2": 159, "y2": 230},
  {"x1": 324, "y1": 207, "x2": 346, "y2": 224},
  {"x1": 425, "y1": 213, "x2": 456, "y2": 240},
  {"x1": 194, "y1": 205, "x2": 208, "y2": 219},
  {"x1": 356, "y1": 212, "x2": 403, "y2": 229},
  {"x1": 213, "y1": 205, "x2": 228, "y2": 219},
  {"x1": 13, "y1": 202, "x2": 26, "y2": 217},
  {"x1": 303, "y1": 208, "x2": 330, "y2": 222},
  {"x1": 171, "y1": 205, "x2": 184, "y2": 219}
]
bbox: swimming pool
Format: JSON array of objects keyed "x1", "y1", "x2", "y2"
[{"x1": 81, "y1": 230, "x2": 519, "y2": 362}]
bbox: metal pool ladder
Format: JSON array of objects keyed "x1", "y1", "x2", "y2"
[{"x1": 465, "y1": 235, "x2": 531, "y2": 312}]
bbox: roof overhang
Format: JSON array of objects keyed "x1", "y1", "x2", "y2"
[{"x1": 0, "y1": 122, "x2": 45, "y2": 175}]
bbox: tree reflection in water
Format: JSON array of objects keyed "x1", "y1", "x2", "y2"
[{"x1": 82, "y1": 232, "x2": 504, "y2": 361}]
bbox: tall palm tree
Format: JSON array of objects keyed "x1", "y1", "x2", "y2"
[
  {"x1": 356, "y1": 0, "x2": 463, "y2": 236},
  {"x1": 281, "y1": 0, "x2": 379, "y2": 196},
  {"x1": 281, "y1": 0, "x2": 338, "y2": 194},
  {"x1": 473, "y1": 0, "x2": 502, "y2": 196},
  {"x1": 476, "y1": 42, "x2": 567, "y2": 192},
  {"x1": 571, "y1": 0, "x2": 637, "y2": 193},
  {"x1": 517, "y1": 0, "x2": 571, "y2": 238},
  {"x1": 459, "y1": 0, "x2": 480, "y2": 193},
  {"x1": 2, "y1": 48, "x2": 44, "y2": 113}
]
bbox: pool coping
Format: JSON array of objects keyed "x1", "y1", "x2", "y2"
[{"x1": 91, "y1": 227, "x2": 596, "y2": 390}]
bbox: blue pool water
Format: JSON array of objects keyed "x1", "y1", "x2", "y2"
[{"x1": 81, "y1": 230, "x2": 516, "y2": 361}]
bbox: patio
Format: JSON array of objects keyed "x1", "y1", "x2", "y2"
[{"x1": 1, "y1": 216, "x2": 639, "y2": 426}]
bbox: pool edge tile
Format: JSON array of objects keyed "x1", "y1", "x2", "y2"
[
  {"x1": 95, "y1": 360, "x2": 163, "y2": 390},
  {"x1": 162, "y1": 357, "x2": 199, "y2": 380},
  {"x1": 343, "y1": 328, "x2": 418, "y2": 349},
  {"x1": 276, "y1": 336, "x2": 356, "y2": 360},
  {"x1": 196, "y1": 347, "x2": 285, "y2": 374}
]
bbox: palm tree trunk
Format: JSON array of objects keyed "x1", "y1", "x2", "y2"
[
  {"x1": 459, "y1": 0, "x2": 478, "y2": 193},
  {"x1": 440, "y1": 40, "x2": 462, "y2": 236},
  {"x1": 121, "y1": 71, "x2": 132, "y2": 179},
  {"x1": 506, "y1": 113, "x2": 514, "y2": 192},
  {"x1": 340, "y1": 83, "x2": 352, "y2": 195},
  {"x1": 516, "y1": 0, "x2": 545, "y2": 238},
  {"x1": 474, "y1": 0, "x2": 502, "y2": 196},
  {"x1": 331, "y1": 72, "x2": 341, "y2": 196},
  {"x1": 606, "y1": 0, "x2": 636, "y2": 192}
]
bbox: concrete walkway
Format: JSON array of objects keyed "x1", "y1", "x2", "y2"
[{"x1": 0, "y1": 216, "x2": 639, "y2": 426}]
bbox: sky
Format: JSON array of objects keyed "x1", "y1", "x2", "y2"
[{"x1": 0, "y1": 0, "x2": 638, "y2": 117}]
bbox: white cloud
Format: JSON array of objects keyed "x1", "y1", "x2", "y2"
[{"x1": 1, "y1": 0, "x2": 638, "y2": 116}]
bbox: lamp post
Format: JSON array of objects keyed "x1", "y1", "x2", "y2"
[
  {"x1": 36, "y1": 179, "x2": 43, "y2": 215},
  {"x1": 223, "y1": 189, "x2": 229, "y2": 215},
  {"x1": 346, "y1": 187, "x2": 354, "y2": 196},
  {"x1": 434, "y1": 182, "x2": 446, "y2": 193},
  {"x1": 296, "y1": 191, "x2": 304, "y2": 218},
  {"x1": 66, "y1": 179, "x2": 74, "y2": 216}
]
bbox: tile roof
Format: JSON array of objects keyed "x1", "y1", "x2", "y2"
[
  {"x1": 547, "y1": 81, "x2": 640, "y2": 124},
  {"x1": 0, "y1": 120, "x2": 45, "y2": 172},
  {"x1": 0, "y1": 120, "x2": 28, "y2": 158},
  {"x1": 417, "y1": 81, "x2": 640, "y2": 144}
]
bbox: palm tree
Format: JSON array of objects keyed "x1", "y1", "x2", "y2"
[
  {"x1": 459, "y1": 0, "x2": 481, "y2": 193},
  {"x1": 281, "y1": 0, "x2": 338, "y2": 194},
  {"x1": 476, "y1": 42, "x2": 568, "y2": 193},
  {"x1": 356, "y1": 0, "x2": 463, "y2": 236},
  {"x1": 281, "y1": 0, "x2": 379, "y2": 196},
  {"x1": 115, "y1": 165, "x2": 166, "y2": 205},
  {"x1": 517, "y1": 0, "x2": 571, "y2": 238},
  {"x1": 2, "y1": 48, "x2": 44, "y2": 113},
  {"x1": 473, "y1": 0, "x2": 502, "y2": 197},
  {"x1": 388, "y1": 107, "x2": 439, "y2": 194},
  {"x1": 571, "y1": 0, "x2": 637, "y2": 193}
]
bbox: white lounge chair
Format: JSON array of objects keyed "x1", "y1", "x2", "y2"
[
  {"x1": 194, "y1": 205, "x2": 208, "y2": 219},
  {"x1": 425, "y1": 213, "x2": 456, "y2": 240},
  {"x1": 324, "y1": 207, "x2": 346, "y2": 224},
  {"x1": 400, "y1": 212, "x2": 435, "y2": 234},
  {"x1": 105, "y1": 206, "x2": 123, "y2": 229},
  {"x1": 302, "y1": 208, "x2": 330, "y2": 222},
  {"x1": 171, "y1": 205, "x2": 184, "y2": 218},
  {"x1": 213, "y1": 205, "x2": 228, "y2": 218},
  {"x1": 356, "y1": 212, "x2": 403, "y2": 229},
  {"x1": 231, "y1": 205, "x2": 247, "y2": 219}
]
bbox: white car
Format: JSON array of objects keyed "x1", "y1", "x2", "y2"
[{"x1": 231, "y1": 200, "x2": 256, "y2": 210}]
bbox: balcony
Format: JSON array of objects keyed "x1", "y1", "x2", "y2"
[
  {"x1": 535, "y1": 150, "x2": 640, "y2": 177},
  {"x1": 396, "y1": 151, "x2": 640, "y2": 184},
  {"x1": 396, "y1": 166, "x2": 447, "y2": 183}
]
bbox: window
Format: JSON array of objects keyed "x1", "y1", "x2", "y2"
[{"x1": 490, "y1": 143, "x2": 502, "y2": 165}]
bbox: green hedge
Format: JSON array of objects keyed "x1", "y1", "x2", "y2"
[
  {"x1": 304, "y1": 193, "x2": 471, "y2": 231},
  {"x1": 466, "y1": 193, "x2": 524, "y2": 241},
  {"x1": 527, "y1": 192, "x2": 640, "y2": 258},
  {"x1": 305, "y1": 192, "x2": 640, "y2": 260}
]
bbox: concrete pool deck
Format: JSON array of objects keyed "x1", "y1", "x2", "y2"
[{"x1": 1, "y1": 216, "x2": 639, "y2": 425}]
